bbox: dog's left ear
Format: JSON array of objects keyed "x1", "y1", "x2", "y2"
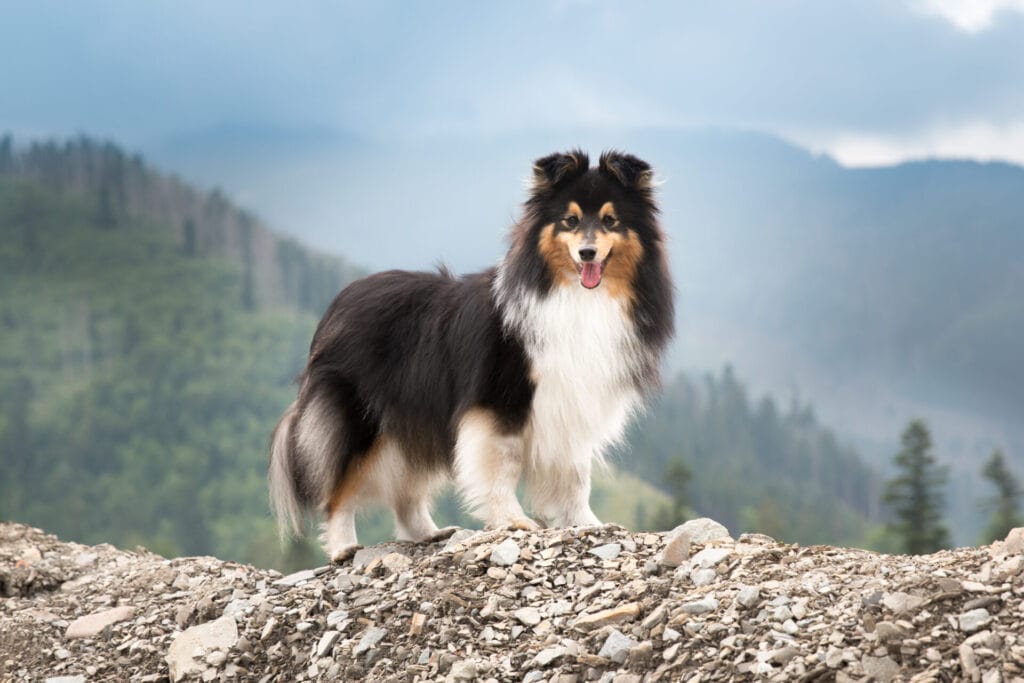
[
  {"x1": 531, "y1": 150, "x2": 590, "y2": 193},
  {"x1": 599, "y1": 151, "x2": 654, "y2": 190}
]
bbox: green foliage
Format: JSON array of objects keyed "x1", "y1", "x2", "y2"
[
  {"x1": 0, "y1": 177, "x2": 321, "y2": 568},
  {"x1": 979, "y1": 449, "x2": 1023, "y2": 544},
  {"x1": 646, "y1": 457, "x2": 693, "y2": 531},
  {"x1": 624, "y1": 367, "x2": 885, "y2": 548},
  {"x1": 883, "y1": 420, "x2": 951, "y2": 554}
]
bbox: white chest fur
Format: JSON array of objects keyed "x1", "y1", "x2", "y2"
[{"x1": 503, "y1": 284, "x2": 644, "y2": 473}]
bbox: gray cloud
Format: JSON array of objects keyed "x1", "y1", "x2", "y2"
[{"x1": 3, "y1": 1, "x2": 1024, "y2": 147}]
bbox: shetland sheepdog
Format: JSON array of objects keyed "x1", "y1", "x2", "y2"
[{"x1": 269, "y1": 150, "x2": 674, "y2": 561}]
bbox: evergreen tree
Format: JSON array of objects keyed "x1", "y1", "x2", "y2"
[
  {"x1": 883, "y1": 419, "x2": 950, "y2": 554},
  {"x1": 980, "y1": 449, "x2": 1023, "y2": 543},
  {"x1": 0, "y1": 134, "x2": 12, "y2": 174},
  {"x1": 648, "y1": 457, "x2": 692, "y2": 530}
]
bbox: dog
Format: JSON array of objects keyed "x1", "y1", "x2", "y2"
[{"x1": 269, "y1": 150, "x2": 674, "y2": 561}]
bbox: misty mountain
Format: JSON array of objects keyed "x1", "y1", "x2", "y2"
[{"x1": 144, "y1": 125, "x2": 1024, "y2": 543}]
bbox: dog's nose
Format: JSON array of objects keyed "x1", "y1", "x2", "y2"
[{"x1": 579, "y1": 247, "x2": 597, "y2": 262}]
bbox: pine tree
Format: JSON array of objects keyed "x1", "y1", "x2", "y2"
[
  {"x1": 649, "y1": 457, "x2": 692, "y2": 530},
  {"x1": 883, "y1": 419, "x2": 950, "y2": 554},
  {"x1": 980, "y1": 449, "x2": 1023, "y2": 543}
]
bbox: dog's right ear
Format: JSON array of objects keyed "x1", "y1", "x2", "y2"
[{"x1": 531, "y1": 149, "x2": 589, "y2": 194}]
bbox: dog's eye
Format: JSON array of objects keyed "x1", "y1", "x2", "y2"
[
  {"x1": 602, "y1": 215, "x2": 617, "y2": 228},
  {"x1": 564, "y1": 215, "x2": 580, "y2": 228}
]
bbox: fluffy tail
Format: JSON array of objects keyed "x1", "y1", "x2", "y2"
[
  {"x1": 269, "y1": 400, "x2": 305, "y2": 539},
  {"x1": 269, "y1": 388, "x2": 349, "y2": 539}
]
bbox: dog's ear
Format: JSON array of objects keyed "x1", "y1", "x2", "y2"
[
  {"x1": 599, "y1": 151, "x2": 654, "y2": 190},
  {"x1": 531, "y1": 150, "x2": 589, "y2": 193}
]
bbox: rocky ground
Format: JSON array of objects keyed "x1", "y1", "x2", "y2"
[{"x1": 2, "y1": 521, "x2": 1024, "y2": 682}]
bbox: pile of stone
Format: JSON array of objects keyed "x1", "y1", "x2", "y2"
[{"x1": 2, "y1": 519, "x2": 1023, "y2": 682}]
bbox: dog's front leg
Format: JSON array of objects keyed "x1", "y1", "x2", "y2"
[
  {"x1": 530, "y1": 457, "x2": 602, "y2": 528},
  {"x1": 454, "y1": 409, "x2": 538, "y2": 531}
]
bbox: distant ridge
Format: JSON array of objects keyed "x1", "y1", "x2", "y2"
[{"x1": 0, "y1": 134, "x2": 363, "y2": 315}]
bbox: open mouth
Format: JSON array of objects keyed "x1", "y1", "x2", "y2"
[{"x1": 575, "y1": 252, "x2": 610, "y2": 289}]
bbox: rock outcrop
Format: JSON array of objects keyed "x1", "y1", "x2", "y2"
[{"x1": 2, "y1": 520, "x2": 1023, "y2": 682}]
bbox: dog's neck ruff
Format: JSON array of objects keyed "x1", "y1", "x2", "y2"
[{"x1": 493, "y1": 265, "x2": 647, "y2": 487}]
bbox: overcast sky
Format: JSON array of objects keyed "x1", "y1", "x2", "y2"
[{"x1": 3, "y1": 0, "x2": 1024, "y2": 166}]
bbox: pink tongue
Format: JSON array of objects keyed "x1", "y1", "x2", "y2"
[{"x1": 581, "y1": 262, "x2": 602, "y2": 289}]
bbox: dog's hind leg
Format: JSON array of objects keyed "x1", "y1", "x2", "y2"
[
  {"x1": 387, "y1": 448, "x2": 446, "y2": 542},
  {"x1": 454, "y1": 408, "x2": 538, "y2": 531},
  {"x1": 322, "y1": 462, "x2": 366, "y2": 563}
]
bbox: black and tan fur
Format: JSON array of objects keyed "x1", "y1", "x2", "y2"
[{"x1": 269, "y1": 150, "x2": 674, "y2": 561}]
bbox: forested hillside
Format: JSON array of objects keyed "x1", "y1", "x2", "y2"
[
  {"x1": 0, "y1": 135, "x2": 361, "y2": 315},
  {"x1": 0, "y1": 137, "x2": 886, "y2": 570},
  {"x1": 625, "y1": 368, "x2": 885, "y2": 548}
]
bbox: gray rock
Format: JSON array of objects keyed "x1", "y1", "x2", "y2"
[
  {"x1": 534, "y1": 646, "x2": 567, "y2": 667},
  {"x1": 166, "y1": 615, "x2": 239, "y2": 682},
  {"x1": 589, "y1": 543, "x2": 621, "y2": 561},
  {"x1": 680, "y1": 597, "x2": 719, "y2": 615},
  {"x1": 448, "y1": 660, "x2": 477, "y2": 681},
  {"x1": 45, "y1": 678, "x2": 86, "y2": 683},
  {"x1": 598, "y1": 629, "x2": 638, "y2": 664},
  {"x1": 381, "y1": 552, "x2": 412, "y2": 573},
  {"x1": 442, "y1": 529, "x2": 478, "y2": 551},
  {"x1": 1005, "y1": 527, "x2": 1024, "y2": 555},
  {"x1": 354, "y1": 626, "x2": 387, "y2": 656},
  {"x1": 315, "y1": 630, "x2": 340, "y2": 658},
  {"x1": 959, "y1": 608, "x2": 992, "y2": 633},
  {"x1": 74, "y1": 552, "x2": 98, "y2": 566},
  {"x1": 690, "y1": 546, "x2": 731, "y2": 568},
  {"x1": 875, "y1": 621, "x2": 908, "y2": 642},
  {"x1": 690, "y1": 568, "x2": 717, "y2": 586},
  {"x1": 959, "y1": 644, "x2": 980, "y2": 681},
  {"x1": 272, "y1": 569, "x2": 317, "y2": 587},
  {"x1": 735, "y1": 585, "x2": 760, "y2": 608},
  {"x1": 692, "y1": 569, "x2": 716, "y2": 589},
  {"x1": 515, "y1": 607, "x2": 541, "y2": 626},
  {"x1": 771, "y1": 646, "x2": 800, "y2": 664},
  {"x1": 65, "y1": 606, "x2": 135, "y2": 639},
  {"x1": 882, "y1": 591, "x2": 924, "y2": 614},
  {"x1": 861, "y1": 654, "x2": 901, "y2": 683},
  {"x1": 572, "y1": 603, "x2": 640, "y2": 632},
  {"x1": 326, "y1": 609, "x2": 348, "y2": 628},
  {"x1": 668, "y1": 518, "x2": 732, "y2": 543},
  {"x1": 662, "y1": 626, "x2": 681, "y2": 642},
  {"x1": 640, "y1": 604, "x2": 667, "y2": 629},
  {"x1": 490, "y1": 538, "x2": 521, "y2": 566},
  {"x1": 260, "y1": 617, "x2": 277, "y2": 641},
  {"x1": 773, "y1": 605, "x2": 793, "y2": 622},
  {"x1": 222, "y1": 598, "x2": 252, "y2": 620},
  {"x1": 352, "y1": 546, "x2": 390, "y2": 569},
  {"x1": 205, "y1": 650, "x2": 227, "y2": 667},
  {"x1": 660, "y1": 534, "x2": 690, "y2": 567}
]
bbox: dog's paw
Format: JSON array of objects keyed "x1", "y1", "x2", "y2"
[
  {"x1": 421, "y1": 526, "x2": 462, "y2": 544},
  {"x1": 485, "y1": 517, "x2": 541, "y2": 532},
  {"x1": 327, "y1": 544, "x2": 362, "y2": 564}
]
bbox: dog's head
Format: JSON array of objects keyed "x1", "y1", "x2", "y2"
[{"x1": 518, "y1": 149, "x2": 659, "y2": 297}]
